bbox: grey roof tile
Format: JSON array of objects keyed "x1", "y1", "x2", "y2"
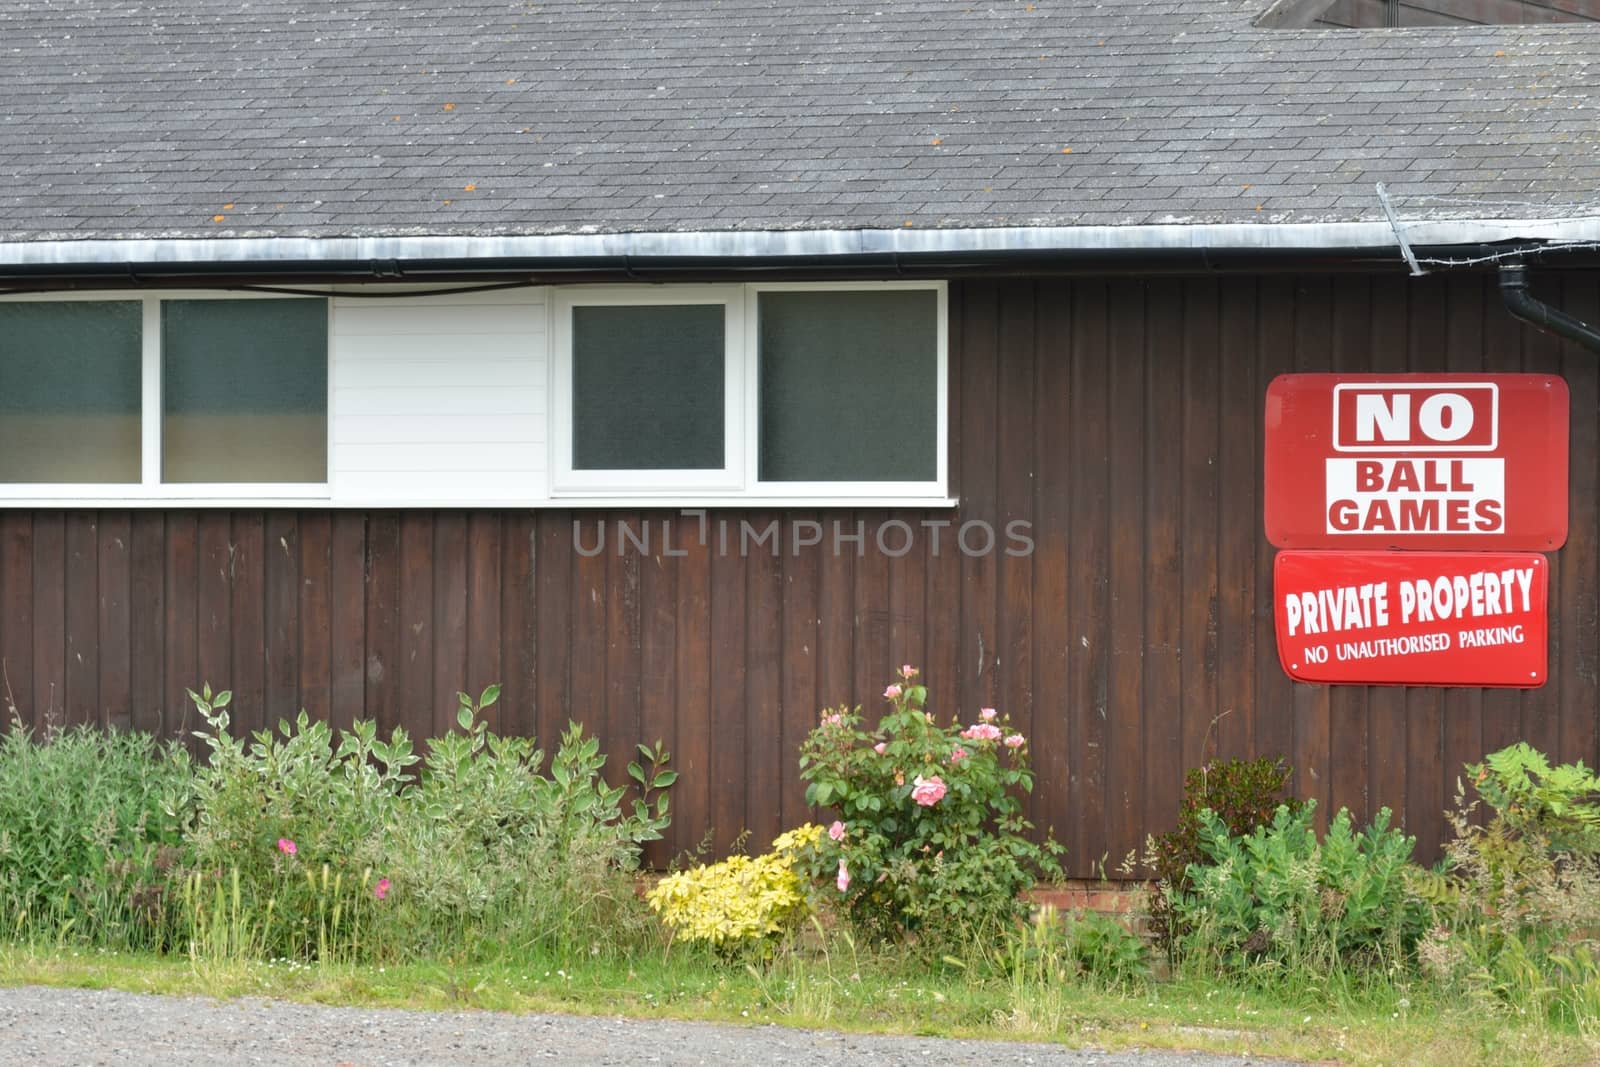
[{"x1": 0, "y1": 0, "x2": 1597, "y2": 243}]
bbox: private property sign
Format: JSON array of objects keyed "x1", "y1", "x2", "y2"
[
  {"x1": 1274, "y1": 551, "x2": 1549, "y2": 688},
  {"x1": 1265, "y1": 374, "x2": 1569, "y2": 550}
]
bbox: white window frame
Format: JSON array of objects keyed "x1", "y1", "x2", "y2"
[
  {"x1": 0, "y1": 290, "x2": 332, "y2": 504},
  {"x1": 551, "y1": 285, "x2": 745, "y2": 494},
  {"x1": 745, "y1": 281, "x2": 948, "y2": 499},
  {"x1": 550, "y1": 281, "x2": 949, "y2": 504}
]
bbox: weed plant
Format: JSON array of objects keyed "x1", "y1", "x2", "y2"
[
  {"x1": 995, "y1": 903, "x2": 1150, "y2": 1028},
  {"x1": 1173, "y1": 800, "x2": 1424, "y2": 982},
  {"x1": 0, "y1": 716, "x2": 191, "y2": 951},
  {"x1": 1146, "y1": 757, "x2": 1302, "y2": 951},
  {"x1": 1410, "y1": 747, "x2": 1600, "y2": 1035}
]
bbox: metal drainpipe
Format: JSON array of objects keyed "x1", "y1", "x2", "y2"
[{"x1": 1499, "y1": 265, "x2": 1600, "y2": 355}]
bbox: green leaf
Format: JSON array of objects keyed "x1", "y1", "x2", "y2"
[
  {"x1": 652, "y1": 770, "x2": 679, "y2": 789},
  {"x1": 479, "y1": 683, "x2": 502, "y2": 708},
  {"x1": 456, "y1": 706, "x2": 475, "y2": 731}
]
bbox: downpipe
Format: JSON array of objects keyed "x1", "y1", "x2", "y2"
[{"x1": 1500, "y1": 265, "x2": 1600, "y2": 354}]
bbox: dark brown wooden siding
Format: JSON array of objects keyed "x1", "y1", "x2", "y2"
[{"x1": 3, "y1": 271, "x2": 1597, "y2": 875}]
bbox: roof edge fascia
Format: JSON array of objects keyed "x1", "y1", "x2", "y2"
[{"x1": 2, "y1": 217, "x2": 1599, "y2": 268}]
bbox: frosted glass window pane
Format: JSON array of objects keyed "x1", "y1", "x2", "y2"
[
  {"x1": 0, "y1": 301, "x2": 142, "y2": 483},
  {"x1": 759, "y1": 290, "x2": 937, "y2": 482},
  {"x1": 571, "y1": 304, "x2": 724, "y2": 471},
  {"x1": 162, "y1": 299, "x2": 327, "y2": 483}
]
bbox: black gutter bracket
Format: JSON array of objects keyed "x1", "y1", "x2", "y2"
[{"x1": 1500, "y1": 265, "x2": 1600, "y2": 355}]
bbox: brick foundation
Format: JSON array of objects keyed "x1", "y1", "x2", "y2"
[{"x1": 1026, "y1": 880, "x2": 1150, "y2": 917}]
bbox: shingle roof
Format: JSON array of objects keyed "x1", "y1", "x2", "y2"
[{"x1": 2, "y1": 0, "x2": 1598, "y2": 244}]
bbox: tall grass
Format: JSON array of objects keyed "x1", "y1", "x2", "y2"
[{"x1": 0, "y1": 716, "x2": 191, "y2": 951}]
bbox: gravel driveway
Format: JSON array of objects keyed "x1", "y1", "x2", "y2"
[{"x1": 0, "y1": 986, "x2": 1301, "y2": 1066}]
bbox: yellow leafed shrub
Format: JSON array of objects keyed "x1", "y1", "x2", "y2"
[{"x1": 648, "y1": 824, "x2": 822, "y2": 949}]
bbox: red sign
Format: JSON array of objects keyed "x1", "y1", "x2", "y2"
[
  {"x1": 1265, "y1": 374, "x2": 1568, "y2": 550},
  {"x1": 1274, "y1": 551, "x2": 1548, "y2": 687}
]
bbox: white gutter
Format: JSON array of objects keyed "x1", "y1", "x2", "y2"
[{"x1": 2, "y1": 217, "x2": 1599, "y2": 267}]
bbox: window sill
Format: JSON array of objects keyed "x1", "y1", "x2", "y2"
[
  {"x1": 0, "y1": 487, "x2": 331, "y2": 508},
  {"x1": 0, "y1": 494, "x2": 960, "y2": 511},
  {"x1": 543, "y1": 495, "x2": 961, "y2": 510}
]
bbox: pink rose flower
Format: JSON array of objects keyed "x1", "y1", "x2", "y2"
[
  {"x1": 979, "y1": 707, "x2": 997, "y2": 721},
  {"x1": 1004, "y1": 733, "x2": 1026, "y2": 749},
  {"x1": 823, "y1": 712, "x2": 843, "y2": 727},
  {"x1": 883, "y1": 684, "x2": 903, "y2": 699},
  {"x1": 836, "y1": 860, "x2": 851, "y2": 893},
  {"x1": 828, "y1": 820, "x2": 847, "y2": 842},
  {"x1": 874, "y1": 742, "x2": 887, "y2": 755},
  {"x1": 948, "y1": 746, "x2": 968, "y2": 764},
  {"x1": 374, "y1": 877, "x2": 391, "y2": 901},
  {"x1": 899, "y1": 664, "x2": 918, "y2": 679},
  {"x1": 911, "y1": 775, "x2": 947, "y2": 806},
  {"x1": 276, "y1": 838, "x2": 297, "y2": 856},
  {"x1": 961, "y1": 723, "x2": 1003, "y2": 742}
]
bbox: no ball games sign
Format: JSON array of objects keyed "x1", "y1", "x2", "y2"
[
  {"x1": 1274, "y1": 551, "x2": 1548, "y2": 688},
  {"x1": 1266, "y1": 373, "x2": 1566, "y2": 689},
  {"x1": 1265, "y1": 374, "x2": 1569, "y2": 550}
]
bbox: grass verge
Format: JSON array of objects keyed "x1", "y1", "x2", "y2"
[{"x1": 0, "y1": 943, "x2": 1594, "y2": 1067}]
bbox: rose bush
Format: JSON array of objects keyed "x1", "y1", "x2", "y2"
[{"x1": 798, "y1": 668, "x2": 1061, "y2": 944}]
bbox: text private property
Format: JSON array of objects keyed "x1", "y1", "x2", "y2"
[{"x1": 1282, "y1": 566, "x2": 1536, "y2": 638}]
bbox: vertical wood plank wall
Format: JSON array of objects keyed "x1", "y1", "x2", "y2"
[{"x1": 1, "y1": 271, "x2": 1596, "y2": 875}]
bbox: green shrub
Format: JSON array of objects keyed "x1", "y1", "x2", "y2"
[
  {"x1": 1410, "y1": 744, "x2": 1600, "y2": 1031},
  {"x1": 185, "y1": 684, "x2": 414, "y2": 960},
  {"x1": 0, "y1": 716, "x2": 191, "y2": 949},
  {"x1": 1467, "y1": 742, "x2": 1600, "y2": 853},
  {"x1": 381, "y1": 694, "x2": 675, "y2": 960},
  {"x1": 1175, "y1": 800, "x2": 1424, "y2": 979},
  {"x1": 1148, "y1": 757, "x2": 1302, "y2": 951},
  {"x1": 647, "y1": 824, "x2": 822, "y2": 954},
  {"x1": 184, "y1": 684, "x2": 675, "y2": 963},
  {"x1": 797, "y1": 667, "x2": 1061, "y2": 946}
]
